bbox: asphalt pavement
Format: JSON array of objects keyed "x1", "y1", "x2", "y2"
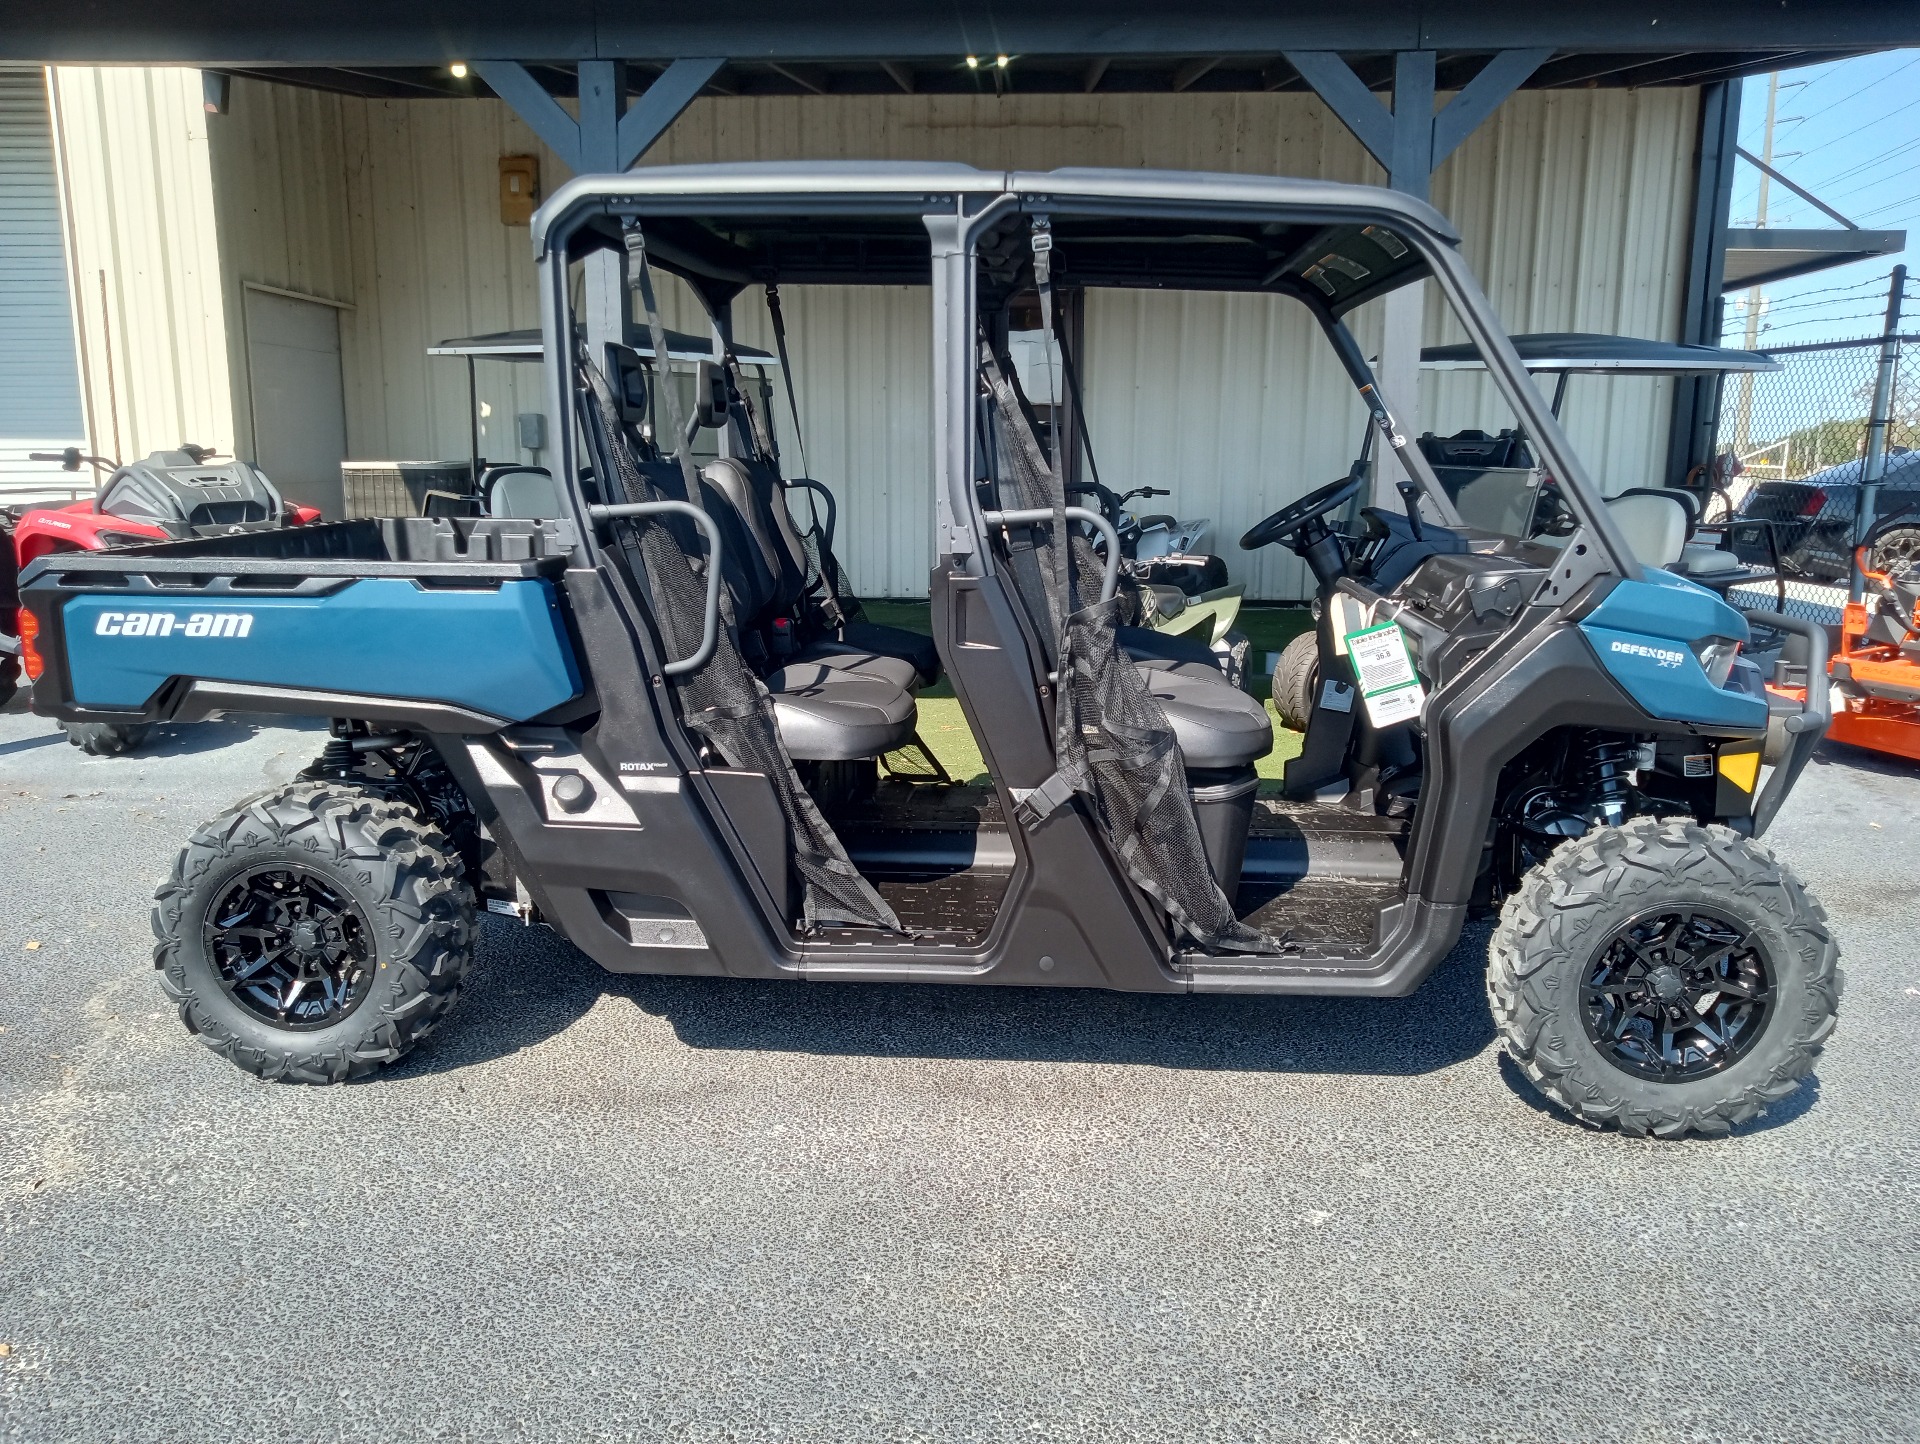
[{"x1": 1, "y1": 699, "x2": 1916, "y2": 1442}]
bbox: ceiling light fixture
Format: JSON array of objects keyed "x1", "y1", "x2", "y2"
[
  {"x1": 450, "y1": 62, "x2": 469, "y2": 79},
  {"x1": 965, "y1": 55, "x2": 980, "y2": 69},
  {"x1": 995, "y1": 54, "x2": 1009, "y2": 69}
]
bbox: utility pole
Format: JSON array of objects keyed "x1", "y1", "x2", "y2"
[
  {"x1": 1734, "y1": 70, "x2": 1780, "y2": 454},
  {"x1": 1852, "y1": 264, "x2": 1907, "y2": 601}
]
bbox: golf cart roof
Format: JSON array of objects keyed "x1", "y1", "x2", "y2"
[
  {"x1": 1420, "y1": 333, "x2": 1780, "y2": 375},
  {"x1": 428, "y1": 327, "x2": 779, "y2": 366},
  {"x1": 535, "y1": 163, "x2": 1453, "y2": 313}
]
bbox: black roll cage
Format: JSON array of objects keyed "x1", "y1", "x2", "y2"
[{"x1": 530, "y1": 163, "x2": 1643, "y2": 592}]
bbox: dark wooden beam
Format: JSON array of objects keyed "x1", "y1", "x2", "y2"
[
  {"x1": 767, "y1": 62, "x2": 829, "y2": 96},
  {"x1": 1170, "y1": 57, "x2": 1220, "y2": 92}
]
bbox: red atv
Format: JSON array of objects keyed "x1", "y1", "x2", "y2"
[{"x1": 2, "y1": 445, "x2": 320, "y2": 753}]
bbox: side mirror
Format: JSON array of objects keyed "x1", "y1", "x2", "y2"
[{"x1": 695, "y1": 361, "x2": 729, "y2": 429}]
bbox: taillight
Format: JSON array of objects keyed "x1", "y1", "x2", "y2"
[
  {"x1": 1798, "y1": 488, "x2": 1828, "y2": 517},
  {"x1": 16, "y1": 607, "x2": 42, "y2": 681}
]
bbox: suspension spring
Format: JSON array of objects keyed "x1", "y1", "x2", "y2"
[
  {"x1": 1584, "y1": 735, "x2": 1639, "y2": 826},
  {"x1": 312, "y1": 735, "x2": 357, "y2": 776}
]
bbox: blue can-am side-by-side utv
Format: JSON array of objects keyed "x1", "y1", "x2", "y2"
[{"x1": 20, "y1": 165, "x2": 1839, "y2": 1137}]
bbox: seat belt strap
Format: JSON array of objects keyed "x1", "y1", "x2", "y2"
[
  {"x1": 625, "y1": 225, "x2": 705, "y2": 506},
  {"x1": 1012, "y1": 769, "x2": 1080, "y2": 831},
  {"x1": 765, "y1": 284, "x2": 810, "y2": 479},
  {"x1": 1031, "y1": 216, "x2": 1076, "y2": 621}
]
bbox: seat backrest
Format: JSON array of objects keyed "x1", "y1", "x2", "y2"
[
  {"x1": 1605, "y1": 492, "x2": 1687, "y2": 569},
  {"x1": 702, "y1": 457, "x2": 809, "y2": 616},
  {"x1": 487, "y1": 469, "x2": 560, "y2": 519}
]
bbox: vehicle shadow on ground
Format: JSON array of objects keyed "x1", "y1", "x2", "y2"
[
  {"x1": 0, "y1": 730, "x2": 66, "y2": 759},
  {"x1": 1811, "y1": 737, "x2": 1920, "y2": 779},
  {"x1": 137, "y1": 719, "x2": 306, "y2": 758},
  {"x1": 1494, "y1": 1051, "x2": 1823, "y2": 1138},
  {"x1": 401, "y1": 918, "x2": 1501, "y2": 1080}
]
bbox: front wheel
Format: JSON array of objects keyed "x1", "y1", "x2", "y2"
[
  {"x1": 152, "y1": 782, "x2": 476, "y2": 1083},
  {"x1": 1489, "y1": 816, "x2": 1840, "y2": 1137},
  {"x1": 1270, "y1": 630, "x2": 1319, "y2": 731}
]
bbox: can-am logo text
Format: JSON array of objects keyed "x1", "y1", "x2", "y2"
[
  {"x1": 94, "y1": 611, "x2": 254, "y2": 639},
  {"x1": 1609, "y1": 639, "x2": 1684, "y2": 669}
]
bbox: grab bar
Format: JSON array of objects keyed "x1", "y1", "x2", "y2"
[
  {"x1": 588, "y1": 500, "x2": 724, "y2": 676},
  {"x1": 1742, "y1": 609, "x2": 1830, "y2": 838},
  {"x1": 981, "y1": 506, "x2": 1121, "y2": 603}
]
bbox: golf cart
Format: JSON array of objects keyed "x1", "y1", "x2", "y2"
[
  {"x1": 419, "y1": 325, "x2": 786, "y2": 516},
  {"x1": 1272, "y1": 333, "x2": 1785, "y2": 726},
  {"x1": 21, "y1": 164, "x2": 1838, "y2": 1136}
]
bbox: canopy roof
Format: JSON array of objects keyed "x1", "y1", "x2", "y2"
[
  {"x1": 1421, "y1": 332, "x2": 1781, "y2": 375},
  {"x1": 543, "y1": 163, "x2": 1445, "y2": 312}
]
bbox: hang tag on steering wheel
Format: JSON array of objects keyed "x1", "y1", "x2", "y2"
[{"x1": 1343, "y1": 619, "x2": 1425, "y2": 728}]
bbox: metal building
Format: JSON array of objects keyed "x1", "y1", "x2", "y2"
[{"x1": 7, "y1": 7, "x2": 1912, "y2": 596}]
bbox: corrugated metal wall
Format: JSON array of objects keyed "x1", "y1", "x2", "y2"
[
  {"x1": 206, "y1": 78, "x2": 354, "y2": 463},
  {"x1": 70, "y1": 80, "x2": 1700, "y2": 600},
  {"x1": 47, "y1": 66, "x2": 235, "y2": 464},
  {"x1": 0, "y1": 69, "x2": 85, "y2": 440}
]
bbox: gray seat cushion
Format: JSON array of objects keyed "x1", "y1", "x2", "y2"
[
  {"x1": 764, "y1": 663, "x2": 917, "y2": 761},
  {"x1": 1139, "y1": 666, "x2": 1274, "y2": 769},
  {"x1": 787, "y1": 643, "x2": 922, "y2": 692},
  {"x1": 1118, "y1": 624, "x2": 1219, "y2": 672}
]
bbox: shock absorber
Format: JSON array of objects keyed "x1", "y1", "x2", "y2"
[
  {"x1": 1584, "y1": 735, "x2": 1639, "y2": 827},
  {"x1": 311, "y1": 733, "x2": 358, "y2": 777}
]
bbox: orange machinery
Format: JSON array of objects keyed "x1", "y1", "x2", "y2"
[{"x1": 1771, "y1": 549, "x2": 1920, "y2": 763}]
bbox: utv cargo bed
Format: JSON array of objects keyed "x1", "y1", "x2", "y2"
[{"x1": 21, "y1": 517, "x2": 582, "y2": 731}]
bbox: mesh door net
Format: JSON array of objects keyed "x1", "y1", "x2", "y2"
[
  {"x1": 983, "y1": 238, "x2": 1274, "y2": 955},
  {"x1": 575, "y1": 239, "x2": 901, "y2": 934}
]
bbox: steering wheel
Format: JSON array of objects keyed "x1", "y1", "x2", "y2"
[{"x1": 1239, "y1": 473, "x2": 1366, "y2": 551}]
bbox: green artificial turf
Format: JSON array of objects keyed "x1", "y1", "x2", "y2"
[{"x1": 864, "y1": 600, "x2": 1308, "y2": 787}]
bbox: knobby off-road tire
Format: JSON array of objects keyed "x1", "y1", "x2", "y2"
[
  {"x1": 65, "y1": 720, "x2": 151, "y2": 755},
  {"x1": 153, "y1": 781, "x2": 476, "y2": 1083},
  {"x1": 1271, "y1": 630, "x2": 1320, "y2": 731},
  {"x1": 1488, "y1": 815, "x2": 1840, "y2": 1138}
]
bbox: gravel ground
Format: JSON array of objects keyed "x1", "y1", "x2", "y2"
[{"x1": 1, "y1": 701, "x2": 1915, "y2": 1443}]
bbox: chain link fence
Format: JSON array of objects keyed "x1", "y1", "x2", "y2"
[{"x1": 1711, "y1": 328, "x2": 1920, "y2": 623}]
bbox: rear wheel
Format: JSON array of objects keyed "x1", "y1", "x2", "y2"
[
  {"x1": 1270, "y1": 630, "x2": 1319, "y2": 730},
  {"x1": 1868, "y1": 524, "x2": 1920, "y2": 576},
  {"x1": 64, "y1": 720, "x2": 151, "y2": 756},
  {"x1": 152, "y1": 781, "x2": 475, "y2": 1083},
  {"x1": 1489, "y1": 815, "x2": 1839, "y2": 1137}
]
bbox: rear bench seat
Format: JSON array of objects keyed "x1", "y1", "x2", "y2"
[
  {"x1": 694, "y1": 457, "x2": 923, "y2": 761},
  {"x1": 702, "y1": 457, "x2": 941, "y2": 688}
]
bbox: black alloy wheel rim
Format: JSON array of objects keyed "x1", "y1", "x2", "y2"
[
  {"x1": 205, "y1": 866, "x2": 374, "y2": 1029},
  {"x1": 1581, "y1": 906, "x2": 1774, "y2": 1082}
]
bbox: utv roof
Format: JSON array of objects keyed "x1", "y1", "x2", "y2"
[
  {"x1": 429, "y1": 327, "x2": 778, "y2": 366},
  {"x1": 534, "y1": 162, "x2": 1460, "y2": 313},
  {"x1": 1421, "y1": 333, "x2": 1780, "y2": 375}
]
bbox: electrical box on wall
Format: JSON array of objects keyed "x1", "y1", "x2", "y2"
[{"x1": 499, "y1": 156, "x2": 539, "y2": 226}]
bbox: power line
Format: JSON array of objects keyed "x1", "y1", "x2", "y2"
[
  {"x1": 1791, "y1": 53, "x2": 1920, "y2": 122},
  {"x1": 1854, "y1": 188, "x2": 1920, "y2": 221},
  {"x1": 1795, "y1": 88, "x2": 1920, "y2": 161},
  {"x1": 1817, "y1": 137, "x2": 1920, "y2": 197}
]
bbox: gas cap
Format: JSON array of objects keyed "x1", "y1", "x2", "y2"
[{"x1": 550, "y1": 772, "x2": 594, "y2": 814}]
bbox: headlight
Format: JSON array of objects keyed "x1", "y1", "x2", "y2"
[{"x1": 1694, "y1": 637, "x2": 1742, "y2": 688}]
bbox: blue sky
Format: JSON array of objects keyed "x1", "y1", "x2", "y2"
[{"x1": 1722, "y1": 49, "x2": 1920, "y2": 348}]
